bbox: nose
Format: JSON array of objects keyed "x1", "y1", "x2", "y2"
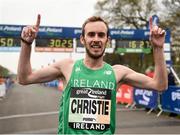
[{"x1": 93, "y1": 34, "x2": 100, "y2": 41}]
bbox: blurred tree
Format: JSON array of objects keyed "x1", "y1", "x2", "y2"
[
  {"x1": 0, "y1": 65, "x2": 9, "y2": 77},
  {"x1": 95, "y1": 0, "x2": 157, "y2": 29},
  {"x1": 161, "y1": 0, "x2": 180, "y2": 66},
  {"x1": 95, "y1": 0, "x2": 180, "y2": 73}
]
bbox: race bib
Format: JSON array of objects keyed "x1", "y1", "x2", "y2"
[{"x1": 68, "y1": 87, "x2": 112, "y2": 130}]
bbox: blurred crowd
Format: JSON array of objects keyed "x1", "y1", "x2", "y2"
[{"x1": 0, "y1": 77, "x2": 14, "y2": 100}]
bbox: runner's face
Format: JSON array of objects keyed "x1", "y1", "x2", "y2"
[{"x1": 81, "y1": 21, "x2": 109, "y2": 59}]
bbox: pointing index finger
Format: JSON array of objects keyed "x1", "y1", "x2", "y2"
[{"x1": 35, "y1": 14, "x2": 41, "y2": 28}]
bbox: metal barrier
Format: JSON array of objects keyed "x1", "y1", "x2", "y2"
[{"x1": 116, "y1": 85, "x2": 180, "y2": 117}]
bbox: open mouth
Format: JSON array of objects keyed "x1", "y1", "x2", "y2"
[{"x1": 91, "y1": 44, "x2": 101, "y2": 49}]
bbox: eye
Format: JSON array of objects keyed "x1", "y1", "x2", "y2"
[
  {"x1": 87, "y1": 32, "x2": 106, "y2": 38},
  {"x1": 98, "y1": 32, "x2": 106, "y2": 38},
  {"x1": 87, "y1": 32, "x2": 96, "y2": 37}
]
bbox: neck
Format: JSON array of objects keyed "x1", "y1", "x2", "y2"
[{"x1": 83, "y1": 55, "x2": 104, "y2": 70}]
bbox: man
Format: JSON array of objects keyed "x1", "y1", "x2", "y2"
[{"x1": 18, "y1": 14, "x2": 168, "y2": 134}]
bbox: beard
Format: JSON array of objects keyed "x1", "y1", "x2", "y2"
[
  {"x1": 82, "y1": 38, "x2": 107, "y2": 59},
  {"x1": 86, "y1": 47, "x2": 105, "y2": 59}
]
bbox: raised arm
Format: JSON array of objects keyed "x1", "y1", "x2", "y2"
[
  {"x1": 114, "y1": 17, "x2": 168, "y2": 91},
  {"x1": 17, "y1": 15, "x2": 61, "y2": 85},
  {"x1": 148, "y1": 16, "x2": 168, "y2": 90}
]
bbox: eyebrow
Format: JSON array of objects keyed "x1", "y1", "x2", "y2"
[{"x1": 87, "y1": 32, "x2": 106, "y2": 36}]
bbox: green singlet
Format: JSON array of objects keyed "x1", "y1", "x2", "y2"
[{"x1": 58, "y1": 59, "x2": 117, "y2": 134}]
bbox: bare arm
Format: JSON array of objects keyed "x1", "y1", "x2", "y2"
[
  {"x1": 17, "y1": 15, "x2": 63, "y2": 85},
  {"x1": 113, "y1": 65, "x2": 166, "y2": 91},
  {"x1": 114, "y1": 17, "x2": 168, "y2": 91},
  {"x1": 148, "y1": 16, "x2": 168, "y2": 90}
]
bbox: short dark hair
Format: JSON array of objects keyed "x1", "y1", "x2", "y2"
[{"x1": 81, "y1": 16, "x2": 109, "y2": 37}]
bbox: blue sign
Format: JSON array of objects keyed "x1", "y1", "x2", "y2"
[
  {"x1": 161, "y1": 86, "x2": 180, "y2": 114},
  {"x1": 166, "y1": 60, "x2": 173, "y2": 67},
  {"x1": 0, "y1": 24, "x2": 171, "y2": 54},
  {"x1": 0, "y1": 24, "x2": 171, "y2": 40},
  {"x1": 134, "y1": 88, "x2": 158, "y2": 109},
  {"x1": 0, "y1": 25, "x2": 23, "y2": 37},
  {"x1": 37, "y1": 26, "x2": 81, "y2": 38}
]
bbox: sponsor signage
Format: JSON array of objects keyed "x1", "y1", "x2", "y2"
[
  {"x1": 116, "y1": 84, "x2": 133, "y2": 104},
  {"x1": 134, "y1": 88, "x2": 158, "y2": 109},
  {"x1": 0, "y1": 24, "x2": 171, "y2": 56},
  {"x1": 161, "y1": 86, "x2": 180, "y2": 114}
]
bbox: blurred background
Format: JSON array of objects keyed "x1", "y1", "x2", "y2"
[
  {"x1": 0, "y1": 0, "x2": 180, "y2": 134},
  {"x1": 0, "y1": 0, "x2": 180, "y2": 78}
]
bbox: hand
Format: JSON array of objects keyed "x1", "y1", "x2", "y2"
[
  {"x1": 149, "y1": 16, "x2": 166, "y2": 48},
  {"x1": 21, "y1": 14, "x2": 41, "y2": 45}
]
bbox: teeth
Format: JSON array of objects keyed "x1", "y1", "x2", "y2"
[{"x1": 91, "y1": 45, "x2": 101, "y2": 48}]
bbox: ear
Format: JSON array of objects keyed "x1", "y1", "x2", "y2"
[
  {"x1": 80, "y1": 35, "x2": 85, "y2": 45},
  {"x1": 106, "y1": 36, "x2": 111, "y2": 47}
]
